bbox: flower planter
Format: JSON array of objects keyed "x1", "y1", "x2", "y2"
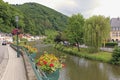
[
  {"x1": 42, "y1": 69, "x2": 59, "y2": 80},
  {"x1": 30, "y1": 53, "x2": 36, "y2": 59}
]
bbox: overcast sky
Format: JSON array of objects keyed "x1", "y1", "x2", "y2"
[{"x1": 3, "y1": 0, "x2": 120, "y2": 18}]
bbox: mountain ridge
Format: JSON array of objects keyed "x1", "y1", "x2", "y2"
[{"x1": 0, "y1": 0, "x2": 68, "y2": 35}]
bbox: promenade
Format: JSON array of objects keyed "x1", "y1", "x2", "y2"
[{"x1": 0, "y1": 45, "x2": 27, "y2": 80}]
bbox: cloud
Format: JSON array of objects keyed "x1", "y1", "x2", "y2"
[
  {"x1": 3, "y1": 0, "x2": 100, "y2": 18},
  {"x1": 92, "y1": 0, "x2": 120, "y2": 18},
  {"x1": 52, "y1": 0, "x2": 100, "y2": 18}
]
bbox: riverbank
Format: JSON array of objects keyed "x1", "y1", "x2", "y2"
[{"x1": 55, "y1": 45, "x2": 112, "y2": 63}]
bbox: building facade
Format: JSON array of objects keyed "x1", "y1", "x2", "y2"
[{"x1": 110, "y1": 18, "x2": 120, "y2": 42}]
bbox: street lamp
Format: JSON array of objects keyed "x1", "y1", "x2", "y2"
[{"x1": 15, "y1": 16, "x2": 20, "y2": 57}]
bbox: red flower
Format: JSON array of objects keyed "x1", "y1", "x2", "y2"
[
  {"x1": 11, "y1": 28, "x2": 21, "y2": 35},
  {"x1": 49, "y1": 63, "x2": 54, "y2": 67},
  {"x1": 43, "y1": 61, "x2": 47, "y2": 65}
]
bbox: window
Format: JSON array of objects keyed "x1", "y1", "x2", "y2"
[
  {"x1": 112, "y1": 27, "x2": 115, "y2": 31},
  {"x1": 116, "y1": 27, "x2": 118, "y2": 31},
  {"x1": 118, "y1": 27, "x2": 120, "y2": 30},
  {"x1": 112, "y1": 32, "x2": 115, "y2": 37}
]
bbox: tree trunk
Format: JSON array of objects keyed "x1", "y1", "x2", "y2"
[{"x1": 77, "y1": 42, "x2": 80, "y2": 51}]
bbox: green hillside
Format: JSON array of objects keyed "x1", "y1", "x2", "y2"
[
  {"x1": 0, "y1": 0, "x2": 68, "y2": 35},
  {"x1": 13, "y1": 3, "x2": 68, "y2": 35},
  {"x1": 0, "y1": 0, "x2": 24, "y2": 33}
]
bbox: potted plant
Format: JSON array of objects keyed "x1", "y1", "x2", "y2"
[
  {"x1": 23, "y1": 45, "x2": 38, "y2": 59},
  {"x1": 36, "y1": 53, "x2": 64, "y2": 80}
]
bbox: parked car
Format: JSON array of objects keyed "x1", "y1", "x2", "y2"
[{"x1": 2, "y1": 41, "x2": 7, "y2": 45}]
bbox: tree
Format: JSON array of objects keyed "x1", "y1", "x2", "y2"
[
  {"x1": 111, "y1": 47, "x2": 120, "y2": 65},
  {"x1": 84, "y1": 15, "x2": 110, "y2": 52},
  {"x1": 66, "y1": 14, "x2": 85, "y2": 51},
  {"x1": 0, "y1": 0, "x2": 25, "y2": 33}
]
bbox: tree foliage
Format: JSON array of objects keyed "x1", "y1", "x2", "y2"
[
  {"x1": 13, "y1": 3, "x2": 68, "y2": 35},
  {"x1": 0, "y1": 0, "x2": 24, "y2": 33},
  {"x1": 0, "y1": 1, "x2": 68, "y2": 35},
  {"x1": 84, "y1": 15, "x2": 110, "y2": 52},
  {"x1": 65, "y1": 14, "x2": 85, "y2": 51},
  {"x1": 111, "y1": 47, "x2": 120, "y2": 65}
]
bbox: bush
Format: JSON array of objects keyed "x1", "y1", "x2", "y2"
[
  {"x1": 110, "y1": 47, "x2": 120, "y2": 65},
  {"x1": 104, "y1": 42, "x2": 118, "y2": 47}
]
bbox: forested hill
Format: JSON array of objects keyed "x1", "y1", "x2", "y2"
[
  {"x1": 0, "y1": 0, "x2": 68, "y2": 35},
  {"x1": 13, "y1": 3, "x2": 68, "y2": 35}
]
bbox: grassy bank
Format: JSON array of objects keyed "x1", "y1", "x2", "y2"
[{"x1": 55, "y1": 45, "x2": 112, "y2": 63}]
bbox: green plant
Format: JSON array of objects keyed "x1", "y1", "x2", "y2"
[
  {"x1": 104, "y1": 42, "x2": 118, "y2": 47},
  {"x1": 110, "y1": 47, "x2": 120, "y2": 65},
  {"x1": 55, "y1": 44, "x2": 112, "y2": 63}
]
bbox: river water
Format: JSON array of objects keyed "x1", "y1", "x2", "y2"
[{"x1": 34, "y1": 42, "x2": 120, "y2": 80}]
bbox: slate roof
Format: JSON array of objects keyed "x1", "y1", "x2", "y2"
[{"x1": 111, "y1": 18, "x2": 120, "y2": 27}]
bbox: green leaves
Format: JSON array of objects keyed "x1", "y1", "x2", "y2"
[
  {"x1": 0, "y1": 1, "x2": 68, "y2": 35},
  {"x1": 0, "y1": 0, "x2": 25, "y2": 33},
  {"x1": 65, "y1": 14, "x2": 85, "y2": 51},
  {"x1": 111, "y1": 47, "x2": 120, "y2": 65},
  {"x1": 84, "y1": 15, "x2": 110, "y2": 52},
  {"x1": 14, "y1": 3, "x2": 68, "y2": 35}
]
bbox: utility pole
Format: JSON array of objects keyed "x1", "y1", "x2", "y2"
[{"x1": 15, "y1": 16, "x2": 20, "y2": 57}]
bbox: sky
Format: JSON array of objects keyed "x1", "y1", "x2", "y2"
[{"x1": 3, "y1": 0, "x2": 120, "y2": 18}]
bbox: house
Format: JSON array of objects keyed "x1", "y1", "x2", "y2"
[
  {"x1": 0, "y1": 33, "x2": 13, "y2": 44},
  {"x1": 110, "y1": 18, "x2": 120, "y2": 42},
  {"x1": 19, "y1": 34, "x2": 42, "y2": 41}
]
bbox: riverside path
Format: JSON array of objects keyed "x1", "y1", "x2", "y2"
[{"x1": 0, "y1": 45, "x2": 27, "y2": 80}]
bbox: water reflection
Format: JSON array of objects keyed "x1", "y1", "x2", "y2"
[
  {"x1": 34, "y1": 43, "x2": 120, "y2": 80},
  {"x1": 64, "y1": 55, "x2": 120, "y2": 80}
]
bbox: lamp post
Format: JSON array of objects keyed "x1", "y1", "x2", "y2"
[{"x1": 15, "y1": 16, "x2": 20, "y2": 57}]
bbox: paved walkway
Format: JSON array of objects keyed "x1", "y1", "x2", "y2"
[
  {"x1": 1, "y1": 45, "x2": 27, "y2": 80},
  {"x1": 0, "y1": 46, "x2": 9, "y2": 79}
]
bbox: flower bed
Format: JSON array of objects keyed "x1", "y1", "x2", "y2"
[
  {"x1": 23, "y1": 45, "x2": 38, "y2": 59},
  {"x1": 24, "y1": 45, "x2": 38, "y2": 54}
]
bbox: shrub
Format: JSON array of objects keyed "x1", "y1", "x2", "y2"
[
  {"x1": 104, "y1": 42, "x2": 118, "y2": 47},
  {"x1": 110, "y1": 47, "x2": 120, "y2": 65}
]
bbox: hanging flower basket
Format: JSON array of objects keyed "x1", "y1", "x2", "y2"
[
  {"x1": 11, "y1": 28, "x2": 21, "y2": 35},
  {"x1": 30, "y1": 53, "x2": 36, "y2": 59},
  {"x1": 36, "y1": 53, "x2": 64, "y2": 80},
  {"x1": 42, "y1": 69, "x2": 59, "y2": 80}
]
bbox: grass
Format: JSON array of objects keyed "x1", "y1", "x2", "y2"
[{"x1": 55, "y1": 44, "x2": 112, "y2": 63}]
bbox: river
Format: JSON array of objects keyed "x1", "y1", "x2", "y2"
[{"x1": 33, "y1": 42, "x2": 120, "y2": 80}]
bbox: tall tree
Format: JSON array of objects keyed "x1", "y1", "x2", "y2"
[
  {"x1": 84, "y1": 15, "x2": 110, "y2": 52},
  {"x1": 0, "y1": 0, "x2": 25, "y2": 33},
  {"x1": 66, "y1": 14, "x2": 85, "y2": 51}
]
